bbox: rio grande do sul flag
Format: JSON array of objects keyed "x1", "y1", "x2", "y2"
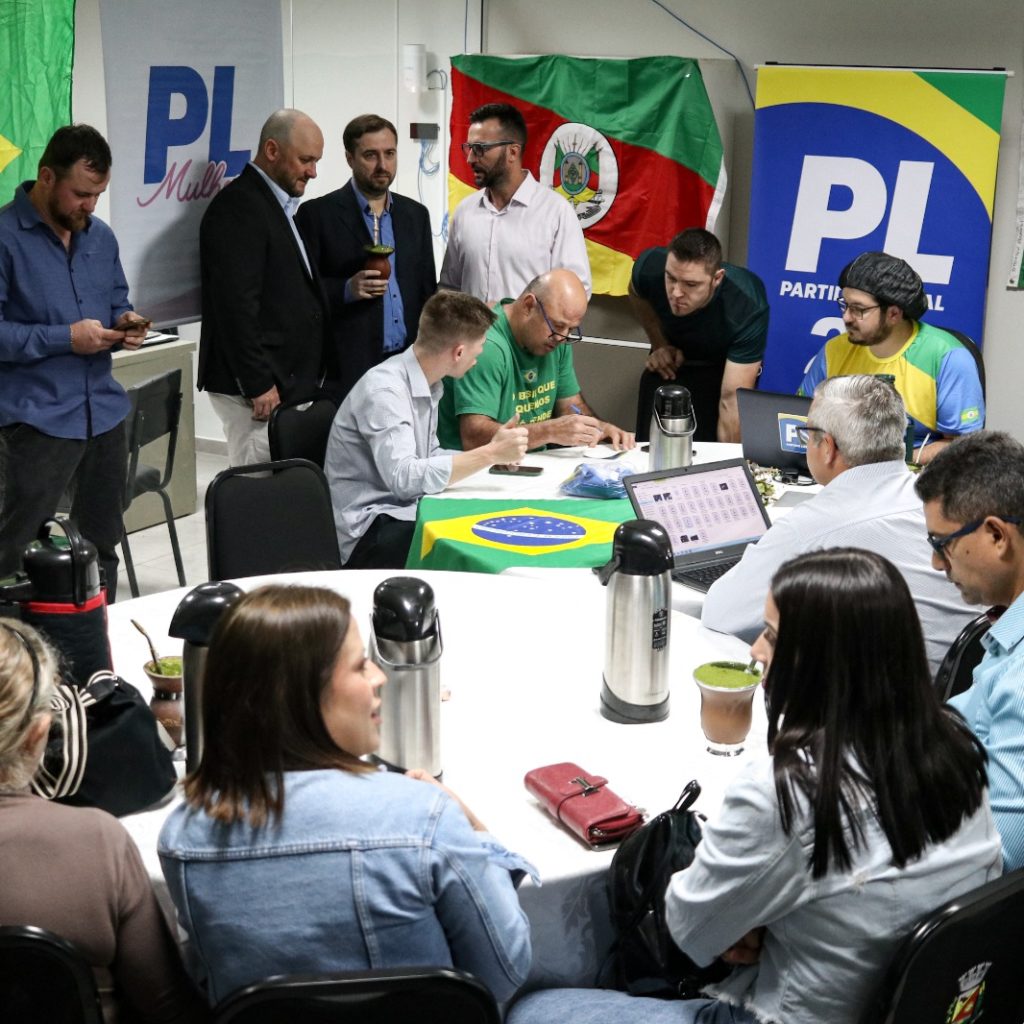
[
  {"x1": 406, "y1": 497, "x2": 633, "y2": 573},
  {"x1": 0, "y1": 0, "x2": 74, "y2": 200},
  {"x1": 448, "y1": 54, "x2": 726, "y2": 297}
]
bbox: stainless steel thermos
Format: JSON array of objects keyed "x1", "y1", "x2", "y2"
[
  {"x1": 168, "y1": 581, "x2": 245, "y2": 772},
  {"x1": 370, "y1": 576, "x2": 443, "y2": 777},
  {"x1": 597, "y1": 520, "x2": 673, "y2": 723},
  {"x1": 649, "y1": 384, "x2": 696, "y2": 471}
]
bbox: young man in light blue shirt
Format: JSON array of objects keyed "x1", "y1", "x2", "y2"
[{"x1": 326, "y1": 291, "x2": 528, "y2": 568}]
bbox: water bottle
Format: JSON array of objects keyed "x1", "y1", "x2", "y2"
[
  {"x1": 597, "y1": 520, "x2": 673, "y2": 723},
  {"x1": 370, "y1": 576, "x2": 443, "y2": 777},
  {"x1": 168, "y1": 581, "x2": 245, "y2": 772},
  {"x1": 649, "y1": 384, "x2": 696, "y2": 471}
]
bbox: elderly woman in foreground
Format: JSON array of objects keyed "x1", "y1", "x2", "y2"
[{"x1": 0, "y1": 621, "x2": 204, "y2": 1023}]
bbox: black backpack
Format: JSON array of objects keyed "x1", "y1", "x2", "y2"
[{"x1": 606, "y1": 779, "x2": 732, "y2": 998}]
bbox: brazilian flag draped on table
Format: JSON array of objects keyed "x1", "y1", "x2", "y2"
[
  {"x1": 406, "y1": 498, "x2": 634, "y2": 574},
  {"x1": 0, "y1": 0, "x2": 74, "y2": 199},
  {"x1": 448, "y1": 54, "x2": 726, "y2": 296}
]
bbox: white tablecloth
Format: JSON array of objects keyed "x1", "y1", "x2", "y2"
[
  {"x1": 114, "y1": 568, "x2": 761, "y2": 989},
  {"x1": 438, "y1": 441, "x2": 742, "y2": 502}
]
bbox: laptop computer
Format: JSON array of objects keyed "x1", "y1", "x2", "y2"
[
  {"x1": 737, "y1": 388, "x2": 813, "y2": 480},
  {"x1": 624, "y1": 459, "x2": 772, "y2": 592}
]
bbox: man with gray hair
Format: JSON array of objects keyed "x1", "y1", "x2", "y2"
[
  {"x1": 198, "y1": 108, "x2": 328, "y2": 465},
  {"x1": 799, "y1": 251, "x2": 984, "y2": 465},
  {"x1": 915, "y1": 431, "x2": 1024, "y2": 870},
  {"x1": 702, "y1": 375, "x2": 978, "y2": 673}
]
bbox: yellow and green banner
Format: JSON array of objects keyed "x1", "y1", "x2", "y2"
[
  {"x1": 0, "y1": 0, "x2": 74, "y2": 201},
  {"x1": 748, "y1": 66, "x2": 1006, "y2": 391},
  {"x1": 448, "y1": 54, "x2": 726, "y2": 297},
  {"x1": 407, "y1": 497, "x2": 633, "y2": 574}
]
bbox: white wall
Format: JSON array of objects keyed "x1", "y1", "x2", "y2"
[{"x1": 71, "y1": 0, "x2": 1024, "y2": 441}]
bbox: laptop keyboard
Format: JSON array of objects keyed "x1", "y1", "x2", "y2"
[{"x1": 672, "y1": 559, "x2": 739, "y2": 589}]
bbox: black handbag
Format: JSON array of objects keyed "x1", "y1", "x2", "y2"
[
  {"x1": 606, "y1": 779, "x2": 732, "y2": 998},
  {"x1": 32, "y1": 670, "x2": 177, "y2": 818}
]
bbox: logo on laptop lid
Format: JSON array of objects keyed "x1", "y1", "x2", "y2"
[{"x1": 778, "y1": 413, "x2": 809, "y2": 454}]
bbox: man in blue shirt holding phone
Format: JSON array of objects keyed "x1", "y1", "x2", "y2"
[{"x1": 0, "y1": 125, "x2": 149, "y2": 598}]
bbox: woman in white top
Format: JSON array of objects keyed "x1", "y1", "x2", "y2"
[{"x1": 510, "y1": 548, "x2": 1001, "y2": 1024}]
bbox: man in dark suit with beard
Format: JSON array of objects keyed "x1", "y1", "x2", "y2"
[
  {"x1": 296, "y1": 114, "x2": 436, "y2": 403},
  {"x1": 198, "y1": 108, "x2": 329, "y2": 466}
]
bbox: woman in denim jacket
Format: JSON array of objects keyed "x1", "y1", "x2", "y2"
[{"x1": 158, "y1": 584, "x2": 531, "y2": 1007}]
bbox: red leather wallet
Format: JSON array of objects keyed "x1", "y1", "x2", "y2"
[{"x1": 524, "y1": 762, "x2": 644, "y2": 846}]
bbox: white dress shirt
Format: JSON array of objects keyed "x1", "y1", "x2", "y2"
[
  {"x1": 440, "y1": 171, "x2": 592, "y2": 303},
  {"x1": 325, "y1": 346, "x2": 454, "y2": 562},
  {"x1": 701, "y1": 460, "x2": 982, "y2": 675}
]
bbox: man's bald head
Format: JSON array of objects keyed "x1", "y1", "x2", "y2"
[
  {"x1": 510, "y1": 269, "x2": 588, "y2": 356},
  {"x1": 254, "y1": 109, "x2": 324, "y2": 198}
]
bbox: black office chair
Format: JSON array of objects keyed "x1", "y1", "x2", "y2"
[
  {"x1": 861, "y1": 869, "x2": 1024, "y2": 1024},
  {"x1": 935, "y1": 325, "x2": 986, "y2": 402},
  {"x1": 120, "y1": 368, "x2": 187, "y2": 597},
  {"x1": 268, "y1": 396, "x2": 338, "y2": 468},
  {"x1": 205, "y1": 458, "x2": 342, "y2": 580},
  {"x1": 0, "y1": 924, "x2": 104, "y2": 1024},
  {"x1": 213, "y1": 966, "x2": 501, "y2": 1024},
  {"x1": 933, "y1": 611, "x2": 993, "y2": 702}
]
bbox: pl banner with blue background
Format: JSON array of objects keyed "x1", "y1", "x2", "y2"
[
  {"x1": 748, "y1": 66, "x2": 1006, "y2": 393},
  {"x1": 98, "y1": 0, "x2": 283, "y2": 326}
]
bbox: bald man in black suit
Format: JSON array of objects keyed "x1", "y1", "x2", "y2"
[{"x1": 198, "y1": 108, "x2": 329, "y2": 466}]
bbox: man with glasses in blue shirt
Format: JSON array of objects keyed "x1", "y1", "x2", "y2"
[
  {"x1": 436, "y1": 269, "x2": 633, "y2": 451},
  {"x1": 799, "y1": 251, "x2": 984, "y2": 465},
  {"x1": 439, "y1": 103, "x2": 591, "y2": 304},
  {"x1": 915, "y1": 431, "x2": 1024, "y2": 871}
]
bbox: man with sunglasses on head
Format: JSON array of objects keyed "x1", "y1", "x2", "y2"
[
  {"x1": 436, "y1": 269, "x2": 633, "y2": 452},
  {"x1": 915, "y1": 431, "x2": 1024, "y2": 871},
  {"x1": 800, "y1": 251, "x2": 984, "y2": 465},
  {"x1": 702, "y1": 375, "x2": 976, "y2": 675},
  {"x1": 439, "y1": 103, "x2": 591, "y2": 304}
]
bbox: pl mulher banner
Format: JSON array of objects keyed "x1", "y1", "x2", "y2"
[
  {"x1": 99, "y1": 0, "x2": 284, "y2": 326},
  {"x1": 748, "y1": 67, "x2": 1006, "y2": 392}
]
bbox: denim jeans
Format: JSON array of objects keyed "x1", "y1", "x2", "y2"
[{"x1": 507, "y1": 989, "x2": 758, "y2": 1024}]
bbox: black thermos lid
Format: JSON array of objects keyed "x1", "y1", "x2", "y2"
[
  {"x1": 168, "y1": 581, "x2": 245, "y2": 645},
  {"x1": 372, "y1": 576, "x2": 437, "y2": 642},
  {"x1": 610, "y1": 520, "x2": 674, "y2": 576},
  {"x1": 654, "y1": 384, "x2": 693, "y2": 418}
]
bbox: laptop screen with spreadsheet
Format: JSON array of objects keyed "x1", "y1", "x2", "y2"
[{"x1": 624, "y1": 459, "x2": 771, "y2": 563}]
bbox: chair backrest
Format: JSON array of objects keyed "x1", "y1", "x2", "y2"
[
  {"x1": 861, "y1": 869, "x2": 1024, "y2": 1024},
  {"x1": 0, "y1": 925, "x2": 104, "y2": 1024},
  {"x1": 213, "y1": 966, "x2": 501, "y2": 1024},
  {"x1": 124, "y1": 368, "x2": 184, "y2": 502},
  {"x1": 934, "y1": 611, "x2": 991, "y2": 702},
  {"x1": 268, "y1": 396, "x2": 338, "y2": 468},
  {"x1": 205, "y1": 458, "x2": 342, "y2": 580},
  {"x1": 935, "y1": 325, "x2": 986, "y2": 403}
]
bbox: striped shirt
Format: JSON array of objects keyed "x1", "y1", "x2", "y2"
[{"x1": 951, "y1": 591, "x2": 1024, "y2": 872}]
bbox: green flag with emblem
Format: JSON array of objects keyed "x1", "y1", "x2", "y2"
[{"x1": 0, "y1": 0, "x2": 75, "y2": 201}]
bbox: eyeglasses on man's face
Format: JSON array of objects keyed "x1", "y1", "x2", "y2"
[
  {"x1": 460, "y1": 140, "x2": 515, "y2": 160},
  {"x1": 795, "y1": 425, "x2": 828, "y2": 446},
  {"x1": 926, "y1": 515, "x2": 1023, "y2": 561},
  {"x1": 535, "y1": 297, "x2": 583, "y2": 344},
  {"x1": 837, "y1": 297, "x2": 881, "y2": 320}
]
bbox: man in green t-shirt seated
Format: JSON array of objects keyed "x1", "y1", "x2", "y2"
[
  {"x1": 630, "y1": 228, "x2": 769, "y2": 443},
  {"x1": 437, "y1": 268, "x2": 635, "y2": 452}
]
